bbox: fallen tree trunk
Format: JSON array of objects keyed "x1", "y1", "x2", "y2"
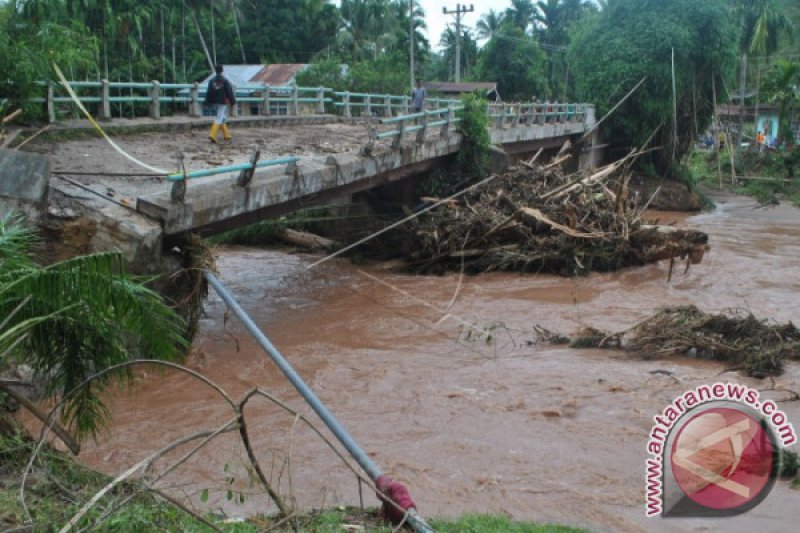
[{"x1": 276, "y1": 228, "x2": 336, "y2": 251}]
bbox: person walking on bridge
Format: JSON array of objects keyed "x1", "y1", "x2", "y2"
[
  {"x1": 411, "y1": 79, "x2": 426, "y2": 114},
  {"x1": 205, "y1": 64, "x2": 236, "y2": 143}
]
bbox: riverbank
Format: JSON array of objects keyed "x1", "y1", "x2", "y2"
[
  {"x1": 688, "y1": 148, "x2": 800, "y2": 206},
  {"x1": 0, "y1": 429, "x2": 581, "y2": 532}
]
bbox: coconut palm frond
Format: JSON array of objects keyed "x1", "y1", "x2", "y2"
[
  {"x1": 0, "y1": 213, "x2": 38, "y2": 273},
  {"x1": 0, "y1": 218, "x2": 187, "y2": 440}
]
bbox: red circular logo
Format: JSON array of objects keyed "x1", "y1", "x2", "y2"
[{"x1": 670, "y1": 407, "x2": 774, "y2": 510}]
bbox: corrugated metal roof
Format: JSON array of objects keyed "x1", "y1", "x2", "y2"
[
  {"x1": 198, "y1": 65, "x2": 266, "y2": 88},
  {"x1": 251, "y1": 64, "x2": 307, "y2": 86}
]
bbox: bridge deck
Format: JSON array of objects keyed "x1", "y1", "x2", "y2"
[
  {"x1": 21, "y1": 114, "x2": 590, "y2": 239},
  {"x1": 23, "y1": 120, "x2": 374, "y2": 203}
]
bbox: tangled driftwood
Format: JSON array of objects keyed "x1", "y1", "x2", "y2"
[
  {"x1": 394, "y1": 151, "x2": 708, "y2": 275},
  {"x1": 571, "y1": 305, "x2": 800, "y2": 377}
]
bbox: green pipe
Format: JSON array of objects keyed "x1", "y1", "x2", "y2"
[{"x1": 167, "y1": 157, "x2": 298, "y2": 181}]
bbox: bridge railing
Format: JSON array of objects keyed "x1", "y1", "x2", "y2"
[
  {"x1": 364, "y1": 104, "x2": 464, "y2": 151},
  {"x1": 332, "y1": 92, "x2": 461, "y2": 118},
  {"x1": 34, "y1": 80, "x2": 337, "y2": 123},
  {"x1": 32, "y1": 79, "x2": 586, "y2": 131},
  {"x1": 32, "y1": 80, "x2": 205, "y2": 123},
  {"x1": 167, "y1": 152, "x2": 300, "y2": 203},
  {"x1": 231, "y1": 84, "x2": 333, "y2": 116},
  {"x1": 487, "y1": 102, "x2": 587, "y2": 128}
]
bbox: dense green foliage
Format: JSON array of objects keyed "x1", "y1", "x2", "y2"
[
  {"x1": 0, "y1": 6, "x2": 98, "y2": 114},
  {"x1": 477, "y1": 27, "x2": 548, "y2": 101},
  {"x1": 0, "y1": 214, "x2": 186, "y2": 439},
  {"x1": 418, "y1": 92, "x2": 491, "y2": 196},
  {"x1": 4, "y1": 0, "x2": 798, "y2": 174},
  {"x1": 569, "y1": 0, "x2": 737, "y2": 174},
  {"x1": 457, "y1": 93, "x2": 491, "y2": 178},
  {"x1": 689, "y1": 148, "x2": 800, "y2": 206},
  {"x1": 0, "y1": 0, "x2": 601, "y2": 106},
  {"x1": 297, "y1": 52, "x2": 411, "y2": 96},
  {"x1": 761, "y1": 59, "x2": 800, "y2": 143}
]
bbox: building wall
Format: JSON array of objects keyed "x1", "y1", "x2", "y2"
[{"x1": 756, "y1": 113, "x2": 780, "y2": 140}]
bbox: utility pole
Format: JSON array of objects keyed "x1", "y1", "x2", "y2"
[
  {"x1": 443, "y1": 3, "x2": 474, "y2": 83},
  {"x1": 410, "y1": 0, "x2": 415, "y2": 89}
]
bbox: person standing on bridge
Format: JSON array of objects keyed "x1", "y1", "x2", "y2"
[
  {"x1": 411, "y1": 79, "x2": 426, "y2": 114},
  {"x1": 205, "y1": 64, "x2": 236, "y2": 143}
]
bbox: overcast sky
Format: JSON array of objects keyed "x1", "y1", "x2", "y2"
[
  {"x1": 332, "y1": 1, "x2": 514, "y2": 50},
  {"x1": 417, "y1": 1, "x2": 513, "y2": 48}
]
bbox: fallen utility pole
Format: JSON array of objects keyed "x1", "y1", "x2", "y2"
[{"x1": 203, "y1": 271, "x2": 434, "y2": 533}]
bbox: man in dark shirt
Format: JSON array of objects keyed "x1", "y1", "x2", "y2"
[{"x1": 204, "y1": 64, "x2": 236, "y2": 142}]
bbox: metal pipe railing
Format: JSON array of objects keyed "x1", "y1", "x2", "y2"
[
  {"x1": 203, "y1": 271, "x2": 433, "y2": 533},
  {"x1": 166, "y1": 156, "x2": 298, "y2": 181},
  {"x1": 204, "y1": 270, "x2": 383, "y2": 478}
]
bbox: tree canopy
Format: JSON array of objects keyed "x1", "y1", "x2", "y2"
[
  {"x1": 569, "y1": 0, "x2": 738, "y2": 173},
  {"x1": 477, "y1": 28, "x2": 548, "y2": 101}
]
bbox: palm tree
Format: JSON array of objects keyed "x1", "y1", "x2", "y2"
[
  {"x1": 533, "y1": 0, "x2": 560, "y2": 42},
  {"x1": 338, "y1": 0, "x2": 389, "y2": 61},
  {"x1": 476, "y1": 9, "x2": 505, "y2": 40},
  {"x1": 736, "y1": 0, "x2": 794, "y2": 144},
  {"x1": 439, "y1": 26, "x2": 478, "y2": 81},
  {"x1": 505, "y1": 0, "x2": 536, "y2": 33},
  {"x1": 0, "y1": 214, "x2": 186, "y2": 440},
  {"x1": 534, "y1": 0, "x2": 592, "y2": 45},
  {"x1": 388, "y1": 0, "x2": 430, "y2": 75},
  {"x1": 766, "y1": 59, "x2": 800, "y2": 143}
]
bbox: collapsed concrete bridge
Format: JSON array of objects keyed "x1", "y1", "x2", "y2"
[{"x1": 1, "y1": 103, "x2": 600, "y2": 274}]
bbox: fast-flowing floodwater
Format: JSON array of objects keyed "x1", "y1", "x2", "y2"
[{"x1": 75, "y1": 192, "x2": 799, "y2": 532}]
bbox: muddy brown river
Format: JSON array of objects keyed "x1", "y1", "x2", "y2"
[{"x1": 74, "y1": 192, "x2": 798, "y2": 532}]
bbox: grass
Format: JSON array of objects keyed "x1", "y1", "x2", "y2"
[
  {"x1": 688, "y1": 148, "x2": 800, "y2": 206},
  {"x1": 0, "y1": 428, "x2": 584, "y2": 532}
]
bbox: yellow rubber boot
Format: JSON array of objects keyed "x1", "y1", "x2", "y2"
[
  {"x1": 222, "y1": 124, "x2": 231, "y2": 141},
  {"x1": 209, "y1": 123, "x2": 219, "y2": 143}
]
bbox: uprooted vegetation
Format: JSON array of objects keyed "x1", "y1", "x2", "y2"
[
  {"x1": 571, "y1": 305, "x2": 800, "y2": 377},
  {"x1": 382, "y1": 149, "x2": 709, "y2": 275}
]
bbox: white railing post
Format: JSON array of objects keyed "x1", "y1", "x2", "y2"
[
  {"x1": 365, "y1": 94, "x2": 372, "y2": 117},
  {"x1": 231, "y1": 82, "x2": 240, "y2": 117},
  {"x1": 149, "y1": 80, "x2": 161, "y2": 119},
  {"x1": 190, "y1": 82, "x2": 202, "y2": 117},
  {"x1": 100, "y1": 79, "x2": 111, "y2": 120},
  {"x1": 292, "y1": 85, "x2": 300, "y2": 115},
  {"x1": 317, "y1": 87, "x2": 325, "y2": 114},
  {"x1": 47, "y1": 83, "x2": 55, "y2": 124},
  {"x1": 384, "y1": 95, "x2": 391, "y2": 117},
  {"x1": 416, "y1": 112, "x2": 428, "y2": 144},
  {"x1": 403, "y1": 96, "x2": 410, "y2": 115},
  {"x1": 262, "y1": 84, "x2": 271, "y2": 116},
  {"x1": 343, "y1": 92, "x2": 351, "y2": 118},
  {"x1": 441, "y1": 105, "x2": 452, "y2": 137},
  {"x1": 393, "y1": 120, "x2": 405, "y2": 149}
]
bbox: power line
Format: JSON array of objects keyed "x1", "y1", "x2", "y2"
[{"x1": 489, "y1": 32, "x2": 568, "y2": 53}]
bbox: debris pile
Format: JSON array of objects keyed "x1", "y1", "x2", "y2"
[
  {"x1": 572, "y1": 305, "x2": 800, "y2": 377},
  {"x1": 399, "y1": 151, "x2": 709, "y2": 275}
]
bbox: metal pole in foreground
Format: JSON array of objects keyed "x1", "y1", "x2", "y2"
[{"x1": 203, "y1": 271, "x2": 434, "y2": 533}]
